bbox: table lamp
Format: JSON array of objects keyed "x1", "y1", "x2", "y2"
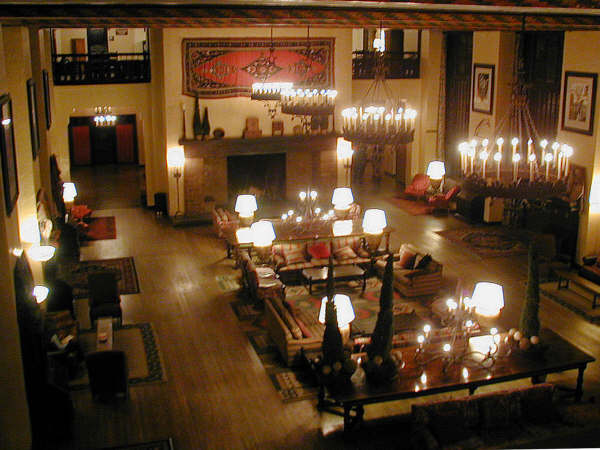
[
  {"x1": 362, "y1": 209, "x2": 387, "y2": 253},
  {"x1": 319, "y1": 294, "x2": 355, "y2": 346},
  {"x1": 235, "y1": 194, "x2": 258, "y2": 227},
  {"x1": 33, "y1": 285, "x2": 49, "y2": 304},
  {"x1": 251, "y1": 220, "x2": 275, "y2": 264},
  {"x1": 426, "y1": 161, "x2": 445, "y2": 193},
  {"x1": 471, "y1": 282, "x2": 504, "y2": 318},
  {"x1": 331, "y1": 187, "x2": 353, "y2": 219}
]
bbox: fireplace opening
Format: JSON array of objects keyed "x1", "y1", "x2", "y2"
[{"x1": 227, "y1": 153, "x2": 286, "y2": 203}]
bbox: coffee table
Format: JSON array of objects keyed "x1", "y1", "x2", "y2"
[
  {"x1": 318, "y1": 329, "x2": 595, "y2": 434},
  {"x1": 302, "y1": 265, "x2": 366, "y2": 294}
]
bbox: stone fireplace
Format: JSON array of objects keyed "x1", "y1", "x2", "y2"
[
  {"x1": 179, "y1": 135, "x2": 338, "y2": 217},
  {"x1": 227, "y1": 153, "x2": 286, "y2": 203}
]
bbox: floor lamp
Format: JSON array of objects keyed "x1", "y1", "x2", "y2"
[{"x1": 167, "y1": 146, "x2": 185, "y2": 217}]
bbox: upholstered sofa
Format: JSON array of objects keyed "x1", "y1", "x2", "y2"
[
  {"x1": 411, "y1": 383, "x2": 599, "y2": 450},
  {"x1": 271, "y1": 236, "x2": 374, "y2": 283},
  {"x1": 374, "y1": 244, "x2": 443, "y2": 297},
  {"x1": 239, "y1": 251, "x2": 285, "y2": 305},
  {"x1": 211, "y1": 207, "x2": 239, "y2": 239}
]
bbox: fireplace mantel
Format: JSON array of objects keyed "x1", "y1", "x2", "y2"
[{"x1": 179, "y1": 134, "x2": 339, "y2": 218}]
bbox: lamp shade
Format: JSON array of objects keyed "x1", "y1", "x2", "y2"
[
  {"x1": 235, "y1": 194, "x2": 258, "y2": 217},
  {"x1": 332, "y1": 220, "x2": 353, "y2": 236},
  {"x1": 331, "y1": 187, "x2": 353, "y2": 209},
  {"x1": 471, "y1": 282, "x2": 504, "y2": 317},
  {"x1": 27, "y1": 245, "x2": 56, "y2": 262},
  {"x1": 362, "y1": 209, "x2": 387, "y2": 234},
  {"x1": 167, "y1": 146, "x2": 185, "y2": 169},
  {"x1": 32, "y1": 285, "x2": 49, "y2": 303},
  {"x1": 20, "y1": 216, "x2": 41, "y2": 244},
  {"x1": 318, "y1": 294, "x2": 355, "y2": 327},
  {"x1": 235, "y1": 227, "x2": 253, "y2": 244},
  {"x1": 62, "y1": 182, "x2": 77, "y2": 202},
  {"x1": 336, "y1": 137, "x2": 354, "y2": 161},
  {"x1": 426, "y1": 161, "x2": 446, "y2": 180},
  {"x1": 250, "y1": 220, "x2": 276, "y2": 247}
]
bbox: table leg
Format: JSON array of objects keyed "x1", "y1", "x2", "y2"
[
  {"x1": 343, "y1": 405, "x2": 365, "y2": 436},
  {"x1": 362, "y1": 272, "x2": 366, "y2": 293},
  {"x1": 309, "y1": 277, "x2": 313, "y2": 295},
  {"x1": 576, "y1": 364, "x2": 586, "y2": 402}
]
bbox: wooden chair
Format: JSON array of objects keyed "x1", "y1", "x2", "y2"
[
  {"x1": 85, "y1": 350, "x2": 128, "y2": 401},
  {"x1": 88, "y1": 272, "x2": 122, "y2": 326}
]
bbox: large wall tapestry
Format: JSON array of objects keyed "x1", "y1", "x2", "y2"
[{"x1": 182, "y1": 38, "x2": 335, "y2": 98}]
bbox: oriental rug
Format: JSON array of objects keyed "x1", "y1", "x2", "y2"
[
  {"x1": 385, "y1": 196, "x2": 433, "y2": 215},
  {"x1": 60, "y1": 257, "x2": 140, "y2": 299},
  {"x1": 82, "y1": 216, "x2": 116, "y2": 241},
  {"x1": 100, "y1": 438, "x2": 174, "y2": 450},
  {"x1": 70, "y1": 323, "x2": 167, "y2": 390},
  {"x1": 182, "y1": 38, "x2": 334, "y2": 98},
  {"x1": 435, "y1": 226, "x2": 530, "y2": 258}
]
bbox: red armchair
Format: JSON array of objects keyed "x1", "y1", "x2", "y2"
[
  {"x1": 404, "y1": 174, "x2": 431, "y2": 200},
  {"x1": 428, "y1": 185, "x2": 461, "y2": 213}
]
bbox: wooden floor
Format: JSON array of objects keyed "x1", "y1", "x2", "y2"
[{"x1": 55, "y1": 166, "x2": 600, "y2": 450}]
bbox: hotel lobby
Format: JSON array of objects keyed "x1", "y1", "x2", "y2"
[{"x1": 2, "y1": 2, "x2": 600, "y2": 449}]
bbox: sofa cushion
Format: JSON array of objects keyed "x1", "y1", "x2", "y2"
[
  {"x1": 283, "y1": 247, "x2": 307, "y2": 265},
  {"x1": 414, "y1": 254, "x2": 432, "y2": 270},
  {"x1": 398, "y1": 244, "x2": 418, "y2": 269},
  {"x1": 334, "y1": 246, "x2": 357, "y2": 261},
  {"x1": 283, "y1": 300, "x2": 312, "y2": 338},
  {"x1": 307, "y1": 241, "x2": 330, "y2": 259},
  {"x1": 272, "y1": 298, "x2": 302, "y2": 339},
  {"x1": 332, "y1": 236, "x2": 361, "y2": 252},
  {"x1": 480, "y1": 389, "x2": 522, "y2": 430}
]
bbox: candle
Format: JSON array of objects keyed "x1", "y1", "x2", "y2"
[
  {"x1": 527, "y1": 138, "x2": 533, "y2": 159},
  {"x1": 496, "y1": 137, "x2": 504, "y2": 155},
  {"x1": 480, "y1": 150, "x2": 489, "y2": 178},
  {"x1": 528, "y1": 153, "x2": 536, "y2": 180},
  {"x1": 563, "y1": 145, "x2": 573, "y2": 178},
  {"x1": 512, "y1": 153, "x2": 521, "y2": 181},
  {"x1": 494, "y1": 151, "x2": 502, "y2": 180},
  {"x1": 540, "y1": 139, "x2": 548, "y2": 165},
  {"x1": 511, "y1": 137, "x2": 519, "y2": 159},
  {"x1": 544, "y1": 152, "x2": 553, "y2": 181},
  {"x1": 552, "y1": 142, "x2": 560, "y2": 167},
  {"x1": 467, "y1": 146, "x2": 476, "y2": 175}
]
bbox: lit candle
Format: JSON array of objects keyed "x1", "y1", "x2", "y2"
[
  {"x1": 563, "y1": 145, "x2": 573, "y2": 178},
  {"x1": 557, "y1": 150, "x2": 564, "y2": 180},
  {"x1": 552, "y1": 141, "x2": 560, "y2": 167},
  {"x1": 480, "y1": 150, "x2": 489, "y2": 178},
  {"x1": 511, "y1": 137, "x2": 519, "y2": 159},
  {"x1": 494, "y1": 151, "x2": 502, "y2": 180},
  {"x1": 512, "y1": 153, "x2": 521, "y2": 182},
  {"x1": 458, "y1": 142, "x2": 468, "y2": 174},
  {"x1": 496, "y1": 137, "x2": 504, "y2": 155},
  {"x1": 544, "y1": 153, "x2": 553, "y2": 181},
  {"x1": 527, "y1": 138, "x2": 533, "y2": 160},
  {"x1": 467, "y1": 146, "x2": 476, "y2": 175},
  {"x1": 540, "y1": 139, "x2": 548, "y2": 165},
  {"x1": 528, "y1": 153, "x2": 536, "y2": 180}
]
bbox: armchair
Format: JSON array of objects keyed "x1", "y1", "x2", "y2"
[
  {"x1": 88, "y1": 272, "x2": 122, "y2": 326},
  {"x1": 428, "y1": 185, "x2": 461, "y2": 213},
  {"x1": 404, "y1": 174, "x2": 431, "y2": 200},
  {"x1": 85, "y1": 350, "x2": 129, "y2": 400}
]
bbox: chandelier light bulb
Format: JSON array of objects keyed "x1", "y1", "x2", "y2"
[
  {"x1": 314, "y1": 207, "x2": 321, "y2": 214},
  {"x1": 564, "y1": 145, "x2": 574, "y2": 157},
  {"x1": 482, "y1": 138, "x2": 489, "y2": 148},
  {"x1": 443, "y1": 343, "x2": 452, "y2": 352},
  {"x1": 281, "y1": 213, "x2": 287, "y2": 220},
  {"x1": 299, "y1": 191, "x2": 307, "y2": 201},
  {"x1": 544, "y1": 153, "x2": 554, "y2": 163},
  {"x1": 493, "y1": 152, "x2": 502, "y2": 162},
  {"x1": 552, "y1": 141, "x2": 560, "y2": 151},
  {"x1": 288, "y1": 210, "x2": 294, "y2": 216},
  {"x1": 467, "y1": 146, "x2": 476, "y2": 158},
  {"x1": 296, "y1": 216, "x2": 302, "y2": 223},
  {"x1": 540, "y1": 139, "x2": 548, "y2": 149},
  {"x1": 512, "y1": 153, "x2": 521, "y2": 163},
  {"x1": 423, "y1": 324, "x2": 431, "y2": 334},
  {"x1": 458, "y1": 142, "x2": 468, "y2": 153},
  {"x1": 528, "y1": 153, "x2": 536, "y2": 162},
  {"x1": 496, "y1": 137, "x2": 504, "y2": 146},
  {"x1": 465, "y1": 319, "x2": 474, "y2": 328},
  {"x1": 310, "y1": 190, "x2": 317, "y2": 200},
  {"x1": 511, "y1": 137, "x2": 519, "y2": 147},
  {"x1": 528, "y1": 138, "x2": 533, "y2": 145},
  {"x1": 446, "y1": 298, "x2": 457, "y2": 310},
  {"x1": 417, "y1": 335, "x2": 425, "y2": 344},
  {"x1": 479, "y1": 150, "x2": 489, "y2": 161}
]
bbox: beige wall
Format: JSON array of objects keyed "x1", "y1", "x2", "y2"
[
  {"x1": 560, "y1": 31, "x2": 600, "y2": 259},
  {"x1": 162, "y1": 27, "x2": 353, "y2": 215}
]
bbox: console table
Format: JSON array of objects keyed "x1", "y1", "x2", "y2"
[{"x1": 318, "y1": 329, "x2": 594, "y2": 434}]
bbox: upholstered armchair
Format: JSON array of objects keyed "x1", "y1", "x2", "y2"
[
  {"x1": 85, "y1": 350, "x2": 129, "y2": 400},
  {"x1": 88, "y1": 272, "x2": 123, "y2": 326},
  {"x1": 404, "y1": 174, "x2": 431, "y2": 200},
  {"x1": 428, "y1": 185, "x2": 461, "y2": 213}
]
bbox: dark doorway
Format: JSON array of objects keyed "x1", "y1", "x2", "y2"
[
  {"x1": 227, "y1": 153, "x2": 286, "y2": 203},
  {"x1": 444, "y1": 32, "x2": 473, "y2": 177},
  {"x1": 91, "y1": 125, "x2": 117, "y2": 164},
  {"x1": 87, "y1": 28, "x2": 108, "y2": 56}
]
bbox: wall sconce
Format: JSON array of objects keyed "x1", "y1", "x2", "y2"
[
  {"x1": 319, "y1": 294, "x2": 355, "y2": 346},
  {"x1": 251, "y1": 220, "x2": 276, "y2": 264},
  {"x1": 20, "y1": 216, "x2": 41, "y2": 245},
  {"x1": 331, "y1": 187, "x2": 353, "y2": 219},
  {"x1": 27, "y1": 245, "x2": 56, "y2": 262},
  {"x1": 337, "y1": 137, "x2": 354, "y2": 186},
  {"x1": 33, "y1": 285, "x2": 49, "y2": 304},
  {"x1": 426, "y1": 161, "x2": 446, "y2": 192},
  {"x1": 167, "y1": 146, "x2": 185, "y2": 217},
  {"x1": 235, "y1": 194, "x2": 258, "y2": 227},
  {"x1": 362, "y1": 208, "x2": 387, "y2": 253}
]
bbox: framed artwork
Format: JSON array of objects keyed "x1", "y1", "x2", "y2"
[
  {"x1": 562, "y1": 71, "x2": 597, "y2": 135},
  {"x1": 472, "y1": 63, "x2": 495, "y2": 114},
  {"x1": 42, "y1": 69, "x2": 51, "y2": 130},
  {"x1": 26, "y1": 79, "x2": 40, "y2": 159},
  {"x1": 0, "y1": 94, "x2": 19, "y2": 216}
]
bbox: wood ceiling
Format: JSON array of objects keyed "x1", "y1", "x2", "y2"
[{"x1": 1, "y1": 1, "x2": 600, "y2": 30}]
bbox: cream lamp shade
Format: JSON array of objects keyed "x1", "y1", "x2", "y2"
[
  {"x1": 332, "y1": 220, "x2": 353, "y2": 236},
  {"x1": 426, "y1": 161, "x2": 446, "y2": 180},
  {"x1": 331, "y1": 187, "x2": 353, "y2": 209},
  {"x1": 235, "y1": 227, "x2": 253, "y2": 244},
  {"x1": 362, "y1": 209, "x2": 387, "y2": 234},
  {"x1": 62, "y1": 182, "x2": 77, "y2": 202},
  {"x1": 471, "y1": 282, "x2": 504, "y2": 317},
  {"x1": 20, "y1": 216, "x2": 41, "y2": 244},
  {"x1": 33, "y1": 285, "x2": 49, "y2": 304},
  {"x1": 318, "y1": 294, "x2": 355, "y2": 327},
  {"x1": 27, "y1": 245, "x2": 56, "y2": 262},
  {"x1": 167, "y1": 146, "x2": 185, "y2": 169},
  {"x1": 250, "y1": 220, "x2": 276, "y2": 247},
  {"x1": 336, "y1": 137, "x2": 354, "y2": 161},
  {"x1": 590, "y1": 176, "x2": 600, "y2": 213},
  {"x1": 235, "y1": 194, "x2": 258, "y2": 218}
]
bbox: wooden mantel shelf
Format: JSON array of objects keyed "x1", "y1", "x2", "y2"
[{"x1": 179, "y1": 134, "x2": 338, "y2": 157}]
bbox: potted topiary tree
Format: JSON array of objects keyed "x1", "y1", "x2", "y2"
[
  {"x1": 515, "y1": 240, "x2": 544, "y2": 352},
  {"x1": 361, "y1": 253, "x2": 399, "y2": 384}
]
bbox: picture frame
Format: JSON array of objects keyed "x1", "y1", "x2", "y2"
[
  {"x1": 26, "y1": 79, "x2": 40, "y2": 159},
  {"x1": 42, "y1": 69, "x2": 51, "y2": 130},
  {"x1": 472, "y1": 63, "x2": 495, "y2": 114},
  {"x1": 562, "y1": 71, "x2": 597, "y2": 136},
  {"x1": 0, "y1": 94, "x2": 19, "y2": 216}
]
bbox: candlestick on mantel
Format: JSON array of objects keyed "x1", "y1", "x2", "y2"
[
  {"x1": 494, "y1": 151, "x2": 502, "y2": 180},
  {"x1": 528, "y1": 153, "x2": 536, "y2": 180},
  {"x1": 544, "y1": 153, "x2": 553, "y2": 181},
  {"x1": 552, "y1": 142, "x2": 560, "y2": 167},
  {"x1": 511, "y1": 137, "x2": 519, "y2": 159},
  {"x1": 512, "y1": 153, "x2": 521, "y2": 182}
]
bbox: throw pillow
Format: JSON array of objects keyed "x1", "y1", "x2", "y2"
[
  {"x1": 398, "y1": 245, "x2": 417, "y2": 269},
  {"x1": 334, "y1": 246, "x2": 357, "y2": 261},
  {"x1": 307, "y1": 242, "x2": 330, "y2": 259},
  {"x1": 283, "y1": 247, "x2": 306, "y2": 265},
  {"x1": 414, "y1": 254, "x2": 432, "y2": 270}
]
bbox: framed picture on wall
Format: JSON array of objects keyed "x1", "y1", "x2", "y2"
[
  {"x1": 562, "y1": 71, "x2": 597, "y2": 135},
  {"x1": 27, "y1": 79, "x2": 40, "y2": 159},
  {"x1": 472, "y1": 64, "x2": 495, "y2": 114},
  {"x1": 42, "y1": 69, "x2": 51, "y2": 130},
  {"x1": 0, "y1": 94, "x2": 20, "y2": 216}
]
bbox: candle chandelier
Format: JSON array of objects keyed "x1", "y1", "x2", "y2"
[
  {"x1": 341, "y1": 30, "x2": 417, "y2": 146},
  {"x1": 459, "y1": 32, "x2": 573, "y2": 184},
  {"x1": 94, "y1": 106, "x2": 116, "y2": 126}
]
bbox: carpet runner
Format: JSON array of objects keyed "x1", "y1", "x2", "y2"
[{"x1": 60, "y1": 257, "x2": 140, "y2": 298}]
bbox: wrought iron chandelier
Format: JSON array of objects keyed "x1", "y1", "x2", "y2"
[
  {"x1": 341, "y1": 30, "x2": 417, "y2": 146},
  {"x1": 250, "y1": 28, "x2": 291, "y2": 106},
  {"x1": 459, "y1": 31, "x2": 574, "y2": 184},
  {"x1": 94, "y1": 106, "x2": 116, "y2": 126}
]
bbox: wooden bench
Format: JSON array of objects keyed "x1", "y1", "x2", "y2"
[{"x1": 556, "y1": 269, "x2": 600, "y2": 308}]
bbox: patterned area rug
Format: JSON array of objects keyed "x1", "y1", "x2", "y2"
[
  {"x1": 435, "y1": 226, "x2": 530, "y2": 258},
  {"x1": 100, "y1": 438, "x2": 174, "y2": 450},
  {"x1": 70, "y1": 322, "x2": 166, "y2": 390},
  {"x1": 385, "y1": 196, "x2": 433, "y2": 215},
  {"x1": 82, "y1": 216, "x2": 116, "y2": 241},
  {"x1": 231, "y1": 279, "x2": 440, "y2": 402},
  {"x1": 60, "y1": 257, "x2": 140, "y2": 298}
]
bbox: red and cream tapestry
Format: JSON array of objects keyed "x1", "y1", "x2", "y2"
[{"x1": 182, "y1": 38, "x2": 335, "y2": 98}]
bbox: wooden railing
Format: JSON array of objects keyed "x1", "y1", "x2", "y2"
[
  {"x1": 52, "y1": 52, "x2": 151, "y2": 85},
  {"x1": 352, "y1": 51, "x2": 420, "y2": 79}
]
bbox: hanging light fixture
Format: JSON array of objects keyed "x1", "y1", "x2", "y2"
[
  {"x1": 458, "y1": 31, "x2": 573, "y2": 184},
  {"x1": 94, "y1": 106, "x2": 116, "y2": 126},
  {"x1": 341, "y1": 25, "x2": 417, "y2": 147}
]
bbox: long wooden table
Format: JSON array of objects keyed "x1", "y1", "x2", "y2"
[{"x1": 319, "y1": 328, "x2": 595, "y2": 434}]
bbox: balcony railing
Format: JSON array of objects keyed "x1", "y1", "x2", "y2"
[
  {"x1": 52, "y1": 52, "x2": 151, "y2": 85},
  {"x1": 352, "y1": 51, "x2": 420, "y2": 79}
]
